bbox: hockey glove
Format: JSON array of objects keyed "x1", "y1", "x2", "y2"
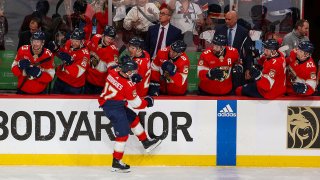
[
  {"x1": 90, "y1": 52, "x2": 100, "y2": 68},
  {"x1": 232, "y1": 64, "x2": 243, "y2": 74},
  {"x1": 57, "y1": 52, "x2": 73, "y2": 65},
  {"x1": 26, "y1": 66, "x2": 42, "y2": 78},
  {"x1": 161, "y1": 61, "x2": 176, "y2": 76},
  {"x1": 148, "y1": 81, "x2": 160, "y2": 96},
  {"x1": 292, "y1": 82, "x2": 308, "y2": 94},
  {"x1": 207, "y1": 67, "x2": 224, "y2": 80},
  {"x1": 144, "y1": 96, "x2": 154, "y2": 107},
  {"x1": 131, "y1": 73, "x2": 142, "y2": 83},
  {"x1": 47, "y1": 41, "x2": 58, "y2": 53},
  {"x1": 249, "y1": 66, "x2": 262, "y2": 81},
  {"x1": 18, "y1": 59, "x2": 31, "y2": 70}
]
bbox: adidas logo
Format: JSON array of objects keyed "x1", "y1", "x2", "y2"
[{"x1": 218, "y1": 104, "x2": 237, "y2": 117}]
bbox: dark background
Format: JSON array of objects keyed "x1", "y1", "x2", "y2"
[{"x1": 305, "y1": 0, "x2": 320, "y2": 62}]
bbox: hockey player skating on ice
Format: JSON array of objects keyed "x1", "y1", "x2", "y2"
[{"x1": 99, "y1": 56, "x2": 162, "y2": 173}]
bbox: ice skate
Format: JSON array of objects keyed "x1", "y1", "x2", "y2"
[
  {"x1": 142, "y1": 138, "x2": 162, "y2": 153},
  {"x1": 111, "y1": 158, "x2": 131, "y2": 173}
]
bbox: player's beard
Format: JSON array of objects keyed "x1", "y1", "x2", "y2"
[
  {"x1": 169, "y1": 51, "x2": 180, "y2": 60},
  {"x1": 214, "y1": 48, "x2": 224, "y2": 57}
]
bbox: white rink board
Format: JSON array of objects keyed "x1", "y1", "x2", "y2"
[
  {"x1": 0, "y1": 99, "x2": 216, "y2": 155},
  {"x1": 237, "y1": 100, "x2": 320, "y2": 156}
]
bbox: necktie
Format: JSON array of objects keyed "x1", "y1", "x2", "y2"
[
  {"x1": 155, "y1": 27, "x2": 165, "y2": 55},
  {"x1": 228, "y1": 28, "x2": 233, "y2": 46}
]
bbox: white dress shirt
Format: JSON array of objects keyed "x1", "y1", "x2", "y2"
[
  {"x1": 228, "y1": 24, "x2": 237, "y2": 47},
  {"x1": 153, "y1": 23, "x2": 169, "y2": 58}
]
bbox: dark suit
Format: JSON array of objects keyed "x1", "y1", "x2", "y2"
[
  {"x1": 215, "y1": 24, "x2": 254, "y2": 70},
  {"x1": 145, "y1": 23, "x2": 183, "y2": 58}
]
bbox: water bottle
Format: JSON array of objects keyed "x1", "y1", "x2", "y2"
[{"x1": 92, "y1": 17, "x2": 97, "y2": 36}]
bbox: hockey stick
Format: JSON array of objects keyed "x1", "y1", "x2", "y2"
[{"x1": 56, "y1": 0, "x2": 65, "y2": 15}]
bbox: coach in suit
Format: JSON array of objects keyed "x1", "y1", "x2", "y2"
[
  {"x1": 215, "y1": 11, "x2": 254, "y2": 80},
  {"x1": 145, "y1": 4, "x2": 183, "y2": 59}
]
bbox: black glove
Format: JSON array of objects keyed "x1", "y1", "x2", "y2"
[
  {"x1": 131, "y1": 73, "x2": 142, "y2": 83},
  {"x1": 144, "y1": 96, "x2": 154, "y2": 107},
  {"x1": 57, "y1": 52, "x2": 73, "y2": 65},
  {"x1": 110, "y1": 64, "x2": 119, "y2": 69},
  {"x1": 207, "y1": 67, "x2": 224, "y2": 80},
  {"x1": 233, "y1": 64, "x2": 243, "y2": 74},
  {"x1": 47, "y1": 41, "x2": 58, "y2": 53},
  {"x1": 18, "y1": 59, "x2": 31, "y2": 70},
  {"x1": 249, "y1": 66, "x2": 262, "y2": 80},
  {"x1": 161, "y1": 61, "x2": 176, "y2": 76},
  {"x1": 26, "y1": 66, "x2": 42, "y2": 78},
  {"x1": 148, "y1": 81, "x2": 160, "y2": 96},
  {"x1": 292, "y1": 82, "x2": 308, "y2": 94}
]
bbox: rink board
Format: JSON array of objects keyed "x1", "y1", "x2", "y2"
[
  {"x1": 0, "y1": 96, "x2": 320, "y2": 167},
  {"x1": 0, "y1": 97, "x2": 216, "y2": 166}
]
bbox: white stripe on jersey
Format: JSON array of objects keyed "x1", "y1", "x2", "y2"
[
  {"x1": 128, "y1": 96, "x2": 143, "y2": 108},
  {"x1": 12, "y1": 60, "x2": 18, "y2": 69},
  {"x1": 263, "y1": 74, "x2": 275, "y2": 89},
  {"x1": 197, "y1": 65, "x2": 209, "y2": 76},
  {"x1": 43, "y1": 68, "x2": 55, "y2": 78},
  {"x1": 76, "y1": 65, "x2": 86, "y2": 78},
  {"x1": 96, "y1": 60, "x2": 108, "y2": 73},
  {"x1": 151, "y1": 61, "x2": 160, "y2": 71},
  {"x1": 180, "y1": 73, "x2": 188, "y2": 85},
  {"x1": 306, "y1": 79, "x2": 317, "y2": 91}
]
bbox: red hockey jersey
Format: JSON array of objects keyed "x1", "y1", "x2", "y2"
[
  {"x1": 86, "y1": 34, "x2": 119, "y2": 87},
  {"x1": 132, "y1": 50, "x2": 151, "y2": 97},
  {"x1": 256, "y1": 52, "x2": 286, "y2": 99},
  {"x1": 98, "y1": 68, "x2": 149, "y2": 109},
  {"x1": 82, "y1": 15, "x2": 92, "y2": 40},
  {"x1": 286, "y1": 50, "x2": 317, "y2": 96},
  {"x1": 151, "y1": 47, "x2": 190, "y2": 95},
  {"x1": 12, "y1": 45, "x2": 55, "y2": 94},
  {"x1": 56, "y1": 40, "x2": 90, "y2": 88},
  {"x1": 197, "y1": 46, "x2": 239, "y2": 95}
]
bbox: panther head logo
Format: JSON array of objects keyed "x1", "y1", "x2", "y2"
[{"x1": 287, "y1": 107, "x2": 319, "y2": 148}]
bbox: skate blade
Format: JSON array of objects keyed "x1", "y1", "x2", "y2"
[
  {"x1": 111, "y1": 168, "x2": 131, "y2": 173},
  {"x1": 146, "y1": 139, "x2": 162, "y2": 153}
]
